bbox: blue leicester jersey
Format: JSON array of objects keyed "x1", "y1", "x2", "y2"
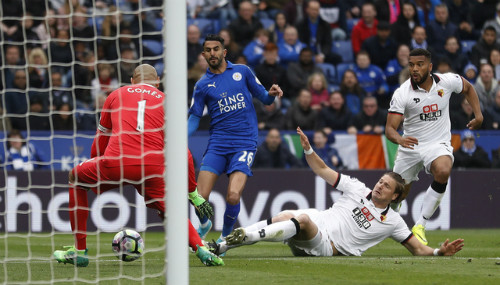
[{"x1": 189, "y1": 61, "x2": 274, "y2": 150}]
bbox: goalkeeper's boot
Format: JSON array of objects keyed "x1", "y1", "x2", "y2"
[
  {"x1": 411, "y1": 224, "x2": 428, "y2": 245},
  {"x1": 195, "y1": 245, "x2": 224, "y2": 266},
  {"x1": 197, "y1": 220, "x2": 212, "y2": 240},
  {"x1": 226, "y1": 228, "x2": 247, "y2": 246},
  {"x1": 53, "y1": 245, "x2": 89, "y2": 267}
]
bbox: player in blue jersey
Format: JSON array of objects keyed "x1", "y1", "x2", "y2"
[{"x1": 188, "y1": 34, "x2": 283, "y2": 248}]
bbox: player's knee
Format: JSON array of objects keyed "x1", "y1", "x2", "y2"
[
  {"x1": 433, "y1": 167, "x2": 451, "y2": 181},
  {"x1": 273, "y1": 211, "x2": 295, "y2": 223},
  {"x1": 296, "y1": 214, "x2": 312, "y2": 229},
  {"x1": 226, "y1": 192, "x2": 241, "y2": 204}
]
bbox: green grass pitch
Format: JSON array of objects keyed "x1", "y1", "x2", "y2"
[{"x1": 1, "y1": 229, "x2": 499, "y2": 284}]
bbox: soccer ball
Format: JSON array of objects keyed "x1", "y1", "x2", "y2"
[{"x1": 112, "y1": 229, "x2": 145, "y2": 262}]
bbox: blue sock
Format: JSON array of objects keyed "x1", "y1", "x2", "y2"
[
  {"x1": 222, "y1": 202, "x2": 240, "y2": 237},
  {"x1": 195, "y1": 208, "x2": 209, "y2": 225}
]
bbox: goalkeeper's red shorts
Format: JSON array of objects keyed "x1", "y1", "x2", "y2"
[{"x1": 72, "y1": 150, "x2": 198, "y2": 214}]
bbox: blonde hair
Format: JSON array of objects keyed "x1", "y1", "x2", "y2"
[
  {"x1": 28, "y1": 48, "x2": 48, "y2": 73},
  {"x1": 307, "y1": 72, "x2": 327, "y2": 91}
]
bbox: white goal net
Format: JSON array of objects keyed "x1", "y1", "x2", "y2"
[{"x1": 0, "y1": 1, "x2": 187, "y2": 283}]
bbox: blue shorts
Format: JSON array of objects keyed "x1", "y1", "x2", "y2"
[{"x1": 200, "y1": 149, "x2": 255, "y2": 176}]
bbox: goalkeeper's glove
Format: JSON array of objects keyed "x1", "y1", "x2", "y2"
[{"x1": 189, "y1": 189, "x2": 214, "y2": 219}]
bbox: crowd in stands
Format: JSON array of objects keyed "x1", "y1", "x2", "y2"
[{"x1": 1, "y1": 0, "x2": 500, "y2": 169}]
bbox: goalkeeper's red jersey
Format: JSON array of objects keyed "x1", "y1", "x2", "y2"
[{"x1": 97, "y1": 83, "x2": 165, "y2": 167}]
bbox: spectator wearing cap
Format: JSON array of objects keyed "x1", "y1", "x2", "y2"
[
  {"x1": 360, "y1": 21, "x2": 398, "y2": 69},
  {"x1": 453, "y1": 130, "x2": 491, "y2": 169},
  {"x1": 482, "y1": 3, "x2": 500, "y2": 44},
  {"x1": 463, "y1": 63, "x2": 478, "y2": 85}
]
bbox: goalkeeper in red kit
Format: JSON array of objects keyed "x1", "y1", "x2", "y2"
[{"x1": 53, "y1": 64, "x2": 223, "y2": 267}]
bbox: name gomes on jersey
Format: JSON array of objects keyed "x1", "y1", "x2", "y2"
[
  {"x1": 352, "y1": 206, "x2": 374, "y2": 229},
  {"x1": 218, "y1": 93, "x2": 246, "y2": 113},
  {"x1": 419, "y1": 103, "x2": 442, "y2": 121},
  {"x1": 126, "y1": 87, "x2": 162, "y2": 98}
]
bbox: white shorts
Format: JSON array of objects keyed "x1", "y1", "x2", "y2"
[
  {"x1": 393, "y1": 141, "x2": 454, "y2": 183},
  {"x1": 281, "y1": 209, "x2": 334, "y2": 257}
]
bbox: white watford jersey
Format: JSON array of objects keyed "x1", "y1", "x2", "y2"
[
  {"x1": 388, "y1": 73, "x2": 463, "y2": 144},
  {"x1": 319, "y1": 174, "x2": 412, "y2": 256}
]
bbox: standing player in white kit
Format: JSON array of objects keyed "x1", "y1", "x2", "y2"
[{"x1": 385, "y1": 48, "x2": 483, "y2": 245}]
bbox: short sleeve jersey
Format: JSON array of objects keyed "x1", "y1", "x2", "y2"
[
  {"x1": 189, "y1": 61, "x2": 273, "y2": 151},
  {"x1": 99, "y1": 83, "x2": 165, "y2": 166},
  {"x1": 388, "y1": 73, "x2": 463, "y2": 144},
  {"x1": 323, "y1": 174, "x2": 412, "y2": 256}
]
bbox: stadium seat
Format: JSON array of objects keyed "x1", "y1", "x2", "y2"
[
  {"x1": 347, "y1": 18, "x2": 359, "y2": 35},
  {"x1": 142, "y1": 40, "x2": 163, "y2": 56},
  {"x1": 336, "y1": 63, "x2": 356, "y2": 83},
  {"x1": 87, "y1": 16, "x2": 104, "y2": 35},
  {"x1": 317, "y1": 63, "x2": 337, "y2": 85},
  {"x1": 461, "y1": 40, "x2": 476, "y2": 55},
  {"x1": 154, "y1": 61, "x2": 164, "y2": 77},
  {"x1": 187, "y1": 19, "x2": 215, "y2": 38},
  {"x1": 332, "y1": 40, "x2": 354, "y2": 63},
  {"x1": 155, "y1": 18, "x2": 163, "y2": 31},
  {"x1": 260, "y1": 18, "x2": 274, "y2": 30}
]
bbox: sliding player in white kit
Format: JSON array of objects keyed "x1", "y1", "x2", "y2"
[
  {"x1": 385, "y1": 48, "x2": 483, "y2": 245},
  {"x1": 209, "y1": 127, "x2": 464, "y2": 257}
]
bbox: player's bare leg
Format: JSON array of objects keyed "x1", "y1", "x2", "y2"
[
  {"x1": 220, "y1": 171, "x2": 247, "y2": 239},
  {"x1": 220, "y1": 213, "x2": 316, "y2": 255},
  {"x1": 413, "y1": 155, "x2": 452, "y2": 245},
  {"x1": 195, "y1": 170, "x2": 219, "y2": 238}
]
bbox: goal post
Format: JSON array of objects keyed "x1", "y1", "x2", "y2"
[
  {"x1": 0, "y1": 0, "x2": 188, "y2": 283},
  {"x1": 165, "y1": 1, "x2": 188, "y2": 284}
]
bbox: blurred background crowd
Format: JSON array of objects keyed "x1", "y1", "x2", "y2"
[{"x1": 1, "y1": 0, "x2": 500, "y2": 170}]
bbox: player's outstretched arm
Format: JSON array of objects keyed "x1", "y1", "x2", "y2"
[
  {"x1": 461, "y1": 77, "x2": 483, "y2": 130},
  {"x1": 297, "y1": 127, "x2": 339, "y2": 185},
  {"x1": 403, "y1": 236, "x2": 464, "y2": 256}
]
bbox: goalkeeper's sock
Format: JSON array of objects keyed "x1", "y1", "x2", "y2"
[
  {"x1": 188, "y1": 220, "x2": 203, "y2": 252},
  {"x1": 69, "y1": 185, "x2": 89, "y2": 250},
  {"x1": 222, "y1": 202, "x2": 240, "y2": 237},
  {"x1": 416, "y1": 181, "x2": 446, "y2": 226},
  {"x1": 244, "y1": 219, "x2": 271, "y2": 232},
  {"x1": 246, "y1": 219, "x2": 299, "y2": 243}
]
